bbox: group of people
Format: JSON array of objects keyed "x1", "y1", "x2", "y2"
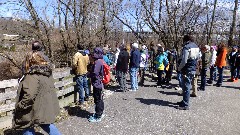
[{"x1": 13, "y1": 34, "x2": 240, "y2": 134}]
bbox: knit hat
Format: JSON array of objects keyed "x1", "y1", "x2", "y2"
[
  {"x1": 232, "y1": 46, "x2": 238, "y2": 49},
  {"x1": 132, "y1": 43, "x2": 139, "y2": 49},
  {"x1": 142, "y1": 45, "x2": 147, "y2": 49},
  {"x1": 205, "y1": 45, "x2": 210, "y2": 51}
]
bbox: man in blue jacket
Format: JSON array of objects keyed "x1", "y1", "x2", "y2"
[
  {"x1": 177, "y1": 35, "x2": 200, "y2": 110},
  {"x1": 129, "y1": 43, "x2": 141, "y2": 91}
]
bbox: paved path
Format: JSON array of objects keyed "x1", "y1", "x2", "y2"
[{"x1": 57, "y1": 75, "x2": 240, "y2": 135}]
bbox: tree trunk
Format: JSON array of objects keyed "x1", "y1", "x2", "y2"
[{"x1": 228, "y1": 0, "x2": 238, "y2": 47}]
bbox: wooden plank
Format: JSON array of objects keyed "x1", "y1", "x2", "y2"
[
  {"x1": 53, "y1": 68, "x2": 71, "y2": 79},
  {"x1": 0, "y1": 90, "x2": 17, "y2": 102},
  {"x1": 57, "y1": 86, "x2": 74, "y2": 97},
  {"x1": 0, "y1": 79, "x2": 18, "y2": 89},
  {"x1": 0, "y1": 103, "x2": 15, "y2": 113},
  {"x1": 54, "y1": 78, "x2": 74, "y2": 88}
]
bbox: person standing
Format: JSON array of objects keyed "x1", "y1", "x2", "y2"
[
  {"x1": 154, "y1": 46, "x2": 168, "y2": 88},
  {"x1": 139, "y1": 49, "x2": 147, "y2": 86},
  {"x1": 227, "y1": 46, "x2": 238, "y2": 82},
  {"x1": 215, "y1": 43, "x2": 228, "y2": 87},
  {"x1": 177, "y1": 35, "x2": 200, "y2": 110},
  {"x1": 13, "y1": 41, "x2": 61, "y2": 135},
  {"x1": 88, "y1": 47, "x2": 105, "y2": 122},
  {"x1": 129, "y1": 43, "x2": 141, "y2": 91},
  {"x1": 116, "y1": 45, "x2": 130, "y2": 92},
  {"x1": 207, "y1": 45, "x2": 217, "y2": 84},
  {"x1": 198, "y1": 45, "x2": 211, "y2": 91},
  {"x1": 73, "y1": 44, "x2": 90, "y2": 105},
  {"x1": 235, "y1": 47, "x2": 240, "y2": 81},
  {"x1": 165, "y1": 49, "x2": 176, "y2": 84}
]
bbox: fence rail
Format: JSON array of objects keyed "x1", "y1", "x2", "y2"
[{"x1": 0, "y1": 68, "x2": 77, "y2": 129}]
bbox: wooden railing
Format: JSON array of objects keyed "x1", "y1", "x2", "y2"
[{"x1": 0, "y1": 68, "x2": 77, "y2": 129}]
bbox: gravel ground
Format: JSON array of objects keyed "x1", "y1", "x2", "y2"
[{"x1": 57, "y1": 74, "x2": 240, "y2": 135}]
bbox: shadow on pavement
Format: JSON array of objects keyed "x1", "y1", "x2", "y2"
[
  {"x1": 158, "y1": 90, "x2": 182, "y2": 96},
  {"x1": 221, "y1": 85, "x2": 240, "y2": 90},
  {"x1": 135, "y1": 98, "x2": 178, "y2": 108},
  {"x1": 64, "y1": 106, "x2": 92, "y2": 118}
]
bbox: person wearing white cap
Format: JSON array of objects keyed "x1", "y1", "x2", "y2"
[
  {"x1": 198, "y1": 45, "x2": 211, "y2": 91},
  {"x1": 129, "y1": 43, "x2": 141, "y2": 91}
]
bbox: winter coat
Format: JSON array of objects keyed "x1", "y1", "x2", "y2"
[
  {"x1": 215, "y1": 47, "x2": 227, "y2": 68},
  {"x1": 154, "y1": 53, "x2": 168, "y2": 70},
  {"x1": 235, "y1": 52, "x2": 240, "y2": 67},
  {"x1": 228, "y1": 51, "x2": 238, "y2": 66},
  {"x1": 90, "y1": 47, "x2": 104, "y2": 89},
  {"x1": 210, "y1": 50, "x2": 217, "y2": 66},
  {"x1": 13, "y1": 65, "x2": 60, "y2": 129},
  {"x1": 201, "y1": 51, "x2": 211, "y2": 69},
  {"x1": 129, "y1": 49, "x2": 141, "y2": 68},
  {"x1": 103, "y1": 55, "x2": 111, "y2": 66},
  {"x1": 73, "y1": 50, "x2": 89, "y2": 75},
  {"x1": 116, "y1": 49, "x2": 130, "y2": 72},
  {"x1": 140, "y1": 53, "x2": 147, "y2": 68}
]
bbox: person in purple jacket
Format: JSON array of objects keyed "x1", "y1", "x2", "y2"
[{"x1": 88, "y1": 47, "x2": 105, "y2": 122}]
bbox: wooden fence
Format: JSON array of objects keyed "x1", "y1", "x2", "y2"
[{"x1": 0, "y1": 68, "x2": 77, "y2": 129}]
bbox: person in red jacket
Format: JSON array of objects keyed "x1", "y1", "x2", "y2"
[{"x1": 215, "y1": 43, "x2": 228, "y2": 87}]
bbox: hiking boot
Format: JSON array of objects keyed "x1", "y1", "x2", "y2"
[
  {"x1": 190, "y1": 93, "x2": 197, "y2": 97},
  {"x1": 216, "y1": 83, "x2": 222, "y2": 87},
  {"x1": 207, "y1": 80, "x2": 213, "y2": 84}
]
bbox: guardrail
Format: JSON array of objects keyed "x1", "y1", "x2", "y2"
[{"x1": 0, "y1": 68, "x2": 77, "y2": 129}]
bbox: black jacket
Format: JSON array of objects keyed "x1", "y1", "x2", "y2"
[{"x1": 116, "y1": 50, "x2": 130, "y2": 72}]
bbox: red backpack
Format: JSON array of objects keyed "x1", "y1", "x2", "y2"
[{"x1": 101, "y1": 60, "x2": 111, "y2": 85}]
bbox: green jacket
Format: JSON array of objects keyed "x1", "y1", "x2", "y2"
[
  {"x1": 202, "y1": 51, "x2": 211, "y2": 69},
  {"x1": 13, "y1": 66, "x2": 60, "y2": 129}
]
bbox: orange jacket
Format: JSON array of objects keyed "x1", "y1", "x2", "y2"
[{"x1": 215, "y1": 47, "x2": 227, "y2": 68}]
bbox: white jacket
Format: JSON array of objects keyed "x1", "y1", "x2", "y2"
[
  {"x1": 210, "y1": 50, "x2": 217, "y2": 66},
  {"x1": 140, "y1": 53, "x2": 147, "y2": 68}
]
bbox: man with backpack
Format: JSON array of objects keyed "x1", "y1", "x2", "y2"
[
  {"x1": 73, "y1": 44, "x2": 90, "y2": 106},
  {"x1": 88, "y1": 47, "x2": 106, "y2": 122}
]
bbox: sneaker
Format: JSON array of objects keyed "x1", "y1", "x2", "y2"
[
  {"x1": 88, "y1": 114, "x2": 105, "y2": 122},
  {"x1": 156, "y1": 85, "x2": 162, "y2": 88},
  {"x1": 176, "y1": 101, "x2": 183, "y2": 106},
  {"x1": 129, "y1": 89, "x2": 136, "y2": 92},
  {"x1": 233, "y1": 78, "x2": 238, "y2": 82},
  {"x1": 175, "y1": 87, "x2": 182, "y2": 91}
]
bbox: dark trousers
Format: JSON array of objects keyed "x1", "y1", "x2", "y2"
[
  {"x1": 200, "y1": 68, "x2": 207, "y2": 90},
  {"x1": 117, "y1": 71, "x2": 127, "y2": 91},
  {"x1": 166, "y1": 65, "x2": 174, "y2": 82},
  {"x1": 217, "y1": 67, "x2": 224, "y2": 85},
  {"x1": 230, "y1": 65, "x2": 237, "y2": 79},
  {"x1": 139, "y1": 68, "x2": 145, "y2": 85},
  {"x1": 157, "y1": 70, "x2": 164, "y2": 86},
  {"x1": 93, "y1": 87, "x2": 104, "y2": 118}
]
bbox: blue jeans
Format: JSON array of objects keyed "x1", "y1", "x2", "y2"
[
  {"x1": 181, "y1": 72, "x2": 195, "y2": 107},
  {"x1": 177, "y1": 72, "x2": 182, "y2": 88},
  {"x1": 200, "y1": 68, "x2": 207, "y2": 90},
  {"x1": 130, "y1": 68, "x2": 139, "y2": 90},
  {"x1": 209, "y1": 66, "x2": 217, "y2": 81},
  {"x1": 217, "y1": 67, "x2": 224, "y2": 85},
  {"x1": 23, "y1": 124, "x2": 61, "y2": 135},
  {"x1": 76, "y1": 74, "x2": 89, "y2": 103}
]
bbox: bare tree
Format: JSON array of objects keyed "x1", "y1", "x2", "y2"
[{"x1": 228, "y1": 0, "x2": 238, "y2": 46}]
